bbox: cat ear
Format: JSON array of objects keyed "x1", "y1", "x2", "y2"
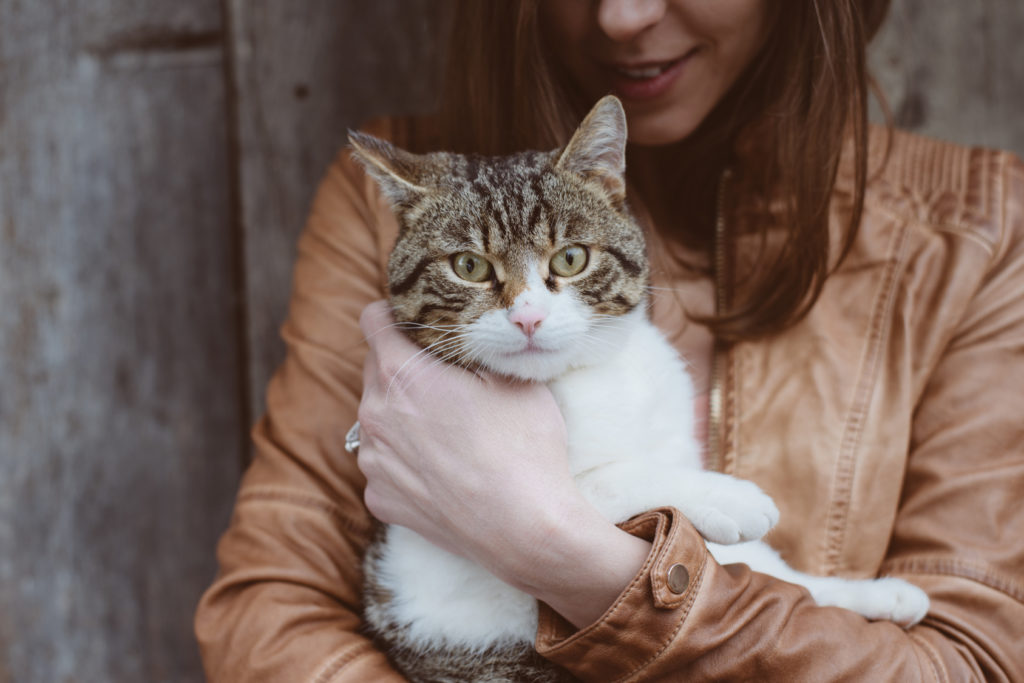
[
  {"x1": 555, "y1": 95, "x2": 628, "y2": 206},
  {"x1": 348, "y1": 131, "x2": 428, "y2": 206}
]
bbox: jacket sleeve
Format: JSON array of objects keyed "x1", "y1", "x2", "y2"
[
  {"x1": 535, "y1": 154, "x2": 1024, "y2": 682},
  {"x1": 194, "y1": 135, "x2": 407, "y2": 681}
]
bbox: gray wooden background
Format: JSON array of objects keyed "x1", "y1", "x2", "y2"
[{"x1": 1, "y1": 2, "x2": 1022, "y2": 681}]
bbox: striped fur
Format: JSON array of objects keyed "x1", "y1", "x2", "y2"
[{"x1": 350, "y1": 97, "x2": 637, "y2": 682}]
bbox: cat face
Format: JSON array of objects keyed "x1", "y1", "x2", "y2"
[{"x1": 351, "y1": 96, "x2": 648, "y2": 381}]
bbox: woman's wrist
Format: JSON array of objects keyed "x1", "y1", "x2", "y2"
[{"x1": 501, "y1": 494, "x2": 652, "y2": 630}]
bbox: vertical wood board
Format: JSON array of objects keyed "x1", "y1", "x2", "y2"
[
  {"x1": 227, "y1": 0, "x2": 452, "y2": 425},
  {"x1": 870, "y1": 0, "x2": 1024, "y2": 156},
  {"x1": 0, "y1": 2, "x2": 241, "y2": 681}
]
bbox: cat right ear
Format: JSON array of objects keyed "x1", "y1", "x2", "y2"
[
  {"x1": 348, "y1": 131, "x2": 427, "y2": 207},
  {"x1": 555, "y1": 95, "x2": 628, "y2": 207}
]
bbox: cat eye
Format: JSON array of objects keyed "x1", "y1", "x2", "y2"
[
  {"x1": 451, "y1": 252, "x2": 493, "y2": 282},
  {"x1": 550, "y1": 245, "x2": 589, "y2": 277}
]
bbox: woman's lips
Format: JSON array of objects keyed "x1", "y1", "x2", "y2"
[{"x1": 604, "y1": 50, "x2": 697, "y2": 102}]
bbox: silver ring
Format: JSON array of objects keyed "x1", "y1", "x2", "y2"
[{"x1": 344, "y1": 421, "x2": 361, "y2": 454}]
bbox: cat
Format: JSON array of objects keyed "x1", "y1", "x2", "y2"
[{"x1": 348, "y1": 95, "x2": 930, "y2": 683}]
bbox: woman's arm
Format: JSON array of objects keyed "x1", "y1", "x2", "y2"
[{"x1": 194, "y1": 134, "x2": 406, "y2": 682}]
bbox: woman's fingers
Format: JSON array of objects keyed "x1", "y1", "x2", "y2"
[
  {"x1": 359, "y1": 300, "x2": 423, "y2": 372},
  {"x1": 357, "y1": 299, "x2": 392, "y2": 338}
]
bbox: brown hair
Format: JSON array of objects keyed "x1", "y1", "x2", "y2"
[{"x1": 436, "y1": 0, "x2": 891, "y2": 342}]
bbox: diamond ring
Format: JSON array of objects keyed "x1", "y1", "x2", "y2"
[{"x1": 344, "y1": 421, "x2": 361, "y2": 454}]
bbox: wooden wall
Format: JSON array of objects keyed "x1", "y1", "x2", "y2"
[{"x1": 0, "y1": 2, "x2": 1021, "y2": 681}]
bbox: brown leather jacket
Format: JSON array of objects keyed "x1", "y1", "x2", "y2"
[{"x1": 195, "y1": 119, "x2": 1024, "y2": 682}]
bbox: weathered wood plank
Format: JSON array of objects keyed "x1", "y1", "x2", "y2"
[
  {"x1": 870, "y1": 0, "x2": 1024, "y2": 156},
  {"x1": 0, "y1": 2, "x2": 241, "y2": 681},
  {"x1": 226, "y1": 0, "x2": 452, "y2": 423}
]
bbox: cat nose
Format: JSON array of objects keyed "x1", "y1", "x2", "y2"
[{"x1": 509, "y1": 304, "x2": 547, "y2": 337}]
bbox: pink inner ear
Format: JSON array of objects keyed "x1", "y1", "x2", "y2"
[{"x1": 508, "y1": 304, "x2": 547, "y2": 337}]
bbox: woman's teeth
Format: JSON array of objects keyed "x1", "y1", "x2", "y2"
[{"x1": 616, "y1": 64, "x2": 669, "y2": 80}]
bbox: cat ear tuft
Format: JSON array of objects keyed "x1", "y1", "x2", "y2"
[
  {"x1": 348, "y1": 131, "x2": 427, "y2": 206},
  {"x1": 555, "y1": 95, "x2": 628, "y2": 206}
]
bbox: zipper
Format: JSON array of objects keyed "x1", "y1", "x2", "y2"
[{"x1": 707, "y1": 169, "x2": 731, "y2": 473}]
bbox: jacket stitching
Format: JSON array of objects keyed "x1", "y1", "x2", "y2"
[
  {"x1": 650, "y1": 512, "x2": 700, "y2": 609},
  {"x1": 537, "y1": 514, "x2": 663, "y2": 656},
  {"x1": 616, "y1": 546, "x2": 708, "y2": 683},
  {"x1": 881, "y1": 556, "x2": 1024, "y2": 603},
  {"x1": 910, "y1": 632, "x2": 949, "y2": 683},
  {"x1": 309, "y1": 640, "x2": 376, "y2": 683},
  {"x1": 872, "y1": 202, "x2": 998, "y2": 256},
  {"x1": 238, "y1": 487, "x2": 375, "y2": 539},
  {"x1": 823, "y1": 214, "x2": 912, "y2": 574},
  {"x1": 864, "y1": 145, "x2": 1012, "y2": 255},
  {"x1": 995, "y1": 151, "x2": 1012, "y2": 269},
  {"x1": 649, "y1": 518, "x2": 679, "y2": 606},
  {"x1": 880, "y1": 137, "x2": 999, "y2": 239}
]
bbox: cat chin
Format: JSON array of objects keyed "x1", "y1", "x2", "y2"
[{"x1": 479, "y1": 349, "x2": 579, "y2": 383}]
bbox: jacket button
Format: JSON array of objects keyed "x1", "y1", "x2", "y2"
[{"x1": 667, "y1": 563, "x2": 690, "y2": 594}]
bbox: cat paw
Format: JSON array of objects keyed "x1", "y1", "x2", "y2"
[
  {"x1": 681, "y1": 479, "x2": 780, "y2": 545},
  {"x1": 813, "y1": 577, "x2": 930, "y2": 628}
]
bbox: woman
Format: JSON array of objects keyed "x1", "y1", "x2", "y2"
[{"x1": 196, "y1": 1, "x2": 1024, "y2": 680}]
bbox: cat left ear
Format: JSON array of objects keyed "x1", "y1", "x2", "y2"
[
  {"x1": 555, "y1": 95, "x2": 628, "y2": 206},
  {"x1": 348, "y1": 131, "x2": 428, "y2": 207}
]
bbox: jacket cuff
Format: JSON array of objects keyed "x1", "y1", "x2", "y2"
[{"x1": 535, "y1": 507, "x2": 708, "y2": 681}]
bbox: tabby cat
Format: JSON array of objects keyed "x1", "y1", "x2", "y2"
[{"x1": 349, "y1": 96, "x2": 929, "y2": 683}]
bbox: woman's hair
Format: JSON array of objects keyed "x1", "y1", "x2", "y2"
[{"x1": 437, "y1": 0, "x2": 891, "y2": 342}]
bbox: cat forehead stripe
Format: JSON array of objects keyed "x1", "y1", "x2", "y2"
[{"x1": 453, "y1": 163, "x2": 553, "y2": 243}]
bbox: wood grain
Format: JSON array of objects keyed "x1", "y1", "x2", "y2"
[
  {"x1": 0, "y1": 2, "x2": 241, "y2": 681},
  {"x1": 870, "y1": 0, "x2": 1024, "y2": 156},
  {"x1": 225, "y1": 0, "x2": 452, "y2": 425}
]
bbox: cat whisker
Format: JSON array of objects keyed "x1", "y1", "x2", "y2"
[
  {"x1": 393, "y1": 321, "x2": 466, "y2": 333},
  {"x1": 364, "y1": 319, "x2": 465, "y2": 345},
  {"x1": 432, "y1": 341, "x2": 473, "y2": 366},
  {"x1": 419, "y1": 353, "x2": 478, "y2": 396},
  {"x1": 575, "y1": 332, "x2": 618, "y2": 355},
  {"x1": 385, "y1": 330, "x2": 467, "y2": 390},
  {"x1": 384, "y1": 345, "x2": 445, "y2": 401},
  {"x1": 385, "y1": 332, "x2": 477, "y2": 399}
]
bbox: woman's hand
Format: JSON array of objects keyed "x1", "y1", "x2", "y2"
[
  {"x1": 356, "y1": 300, "x2": 575, "y2": 567},
  {"x1": 356, "y1": 301, "x2": 651, "y2": 628}
]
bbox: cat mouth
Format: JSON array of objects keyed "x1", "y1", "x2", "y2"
[
  {"x1": 503, "y1": 340, "x2": 558, "y2": 356},
  {"x1": 515, "y1": 343, "x2": 553, "y2": 354}
]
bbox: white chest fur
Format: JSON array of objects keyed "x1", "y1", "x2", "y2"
[{"x1": 371, "y1": 318, "x2": 703, "y2": 650}]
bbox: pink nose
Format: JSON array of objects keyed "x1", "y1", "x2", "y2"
[{"x1": 509, "y1": 304, "x2": 546, "y2": 337}]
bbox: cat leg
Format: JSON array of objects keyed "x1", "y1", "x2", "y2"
[
  {"x1": 574, "y1": 462, "x2": 779, "y2": 544},
  {"x1": 365, "y1": 526, "x2": 574, "y2": 682},
  {"x1": 804, "y1": 576, "x2": 930, "y2": 627},
  {"x1": 708, "y1": 541, "x2": 930, "y2": 627},
  {"x1": 365, "y1": 526, "x2": 539, "y2": 649}
]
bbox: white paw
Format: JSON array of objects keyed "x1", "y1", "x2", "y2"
[
  {"x1": 813, "y1": 577, "x2": 930, "y2": 628},
  {"x1": 681, "y1": 479, "x2": 780, "y2": 545}
]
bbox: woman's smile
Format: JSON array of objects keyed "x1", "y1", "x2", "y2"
[
  {"x1": 601, "y1": 47, "x2": 701, "y2": 102},
  {"x1": 540, "y1": 0, "x2": 770, "y2": 145}
]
